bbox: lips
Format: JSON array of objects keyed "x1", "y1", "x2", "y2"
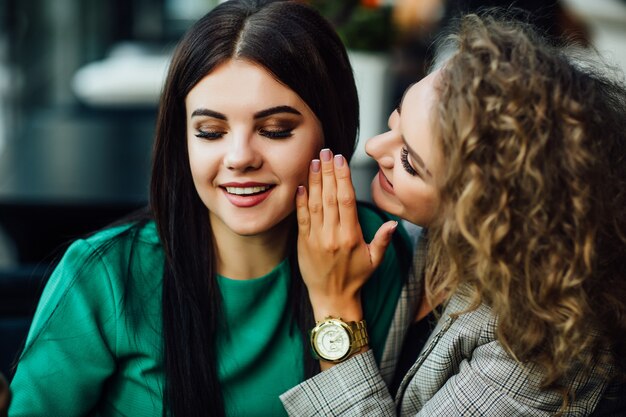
[
  {"x1": 377, "y1": 169, "x2": 395, "y2": 195},
  {"x1": 220, "y1": 182, "x2": 275, "y2": 207}
]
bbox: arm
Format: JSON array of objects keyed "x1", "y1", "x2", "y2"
[
  {"x1": 9, "y1": 240, "x2": 117, "y2": 416},
  {"x1": 295, "y1": 149, "x2": 397, "y2": 369},
  {"x1": 281, "y1": 148, "x2": 399, "y2": 415},
  {"x1": 281, "y1": 350, "x2": 396, "y2": 416}
]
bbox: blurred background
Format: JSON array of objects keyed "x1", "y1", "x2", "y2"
[{"x1": 1, "y1": 0, "x2": 625, "y2": 378}]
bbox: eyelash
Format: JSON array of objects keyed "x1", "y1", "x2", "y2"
[
  {"x1": 194, "y1": 128, "x2": 293, "y2": 140},
  {"x1": 259, "y1": 128, "x2": 293, "y2": 139},
  {"x1": 400, "y1": 147, "x2": 419, "y2": 177},
  {"x1": 195, "y1": 130, "x2": 225, "y2": 139}
]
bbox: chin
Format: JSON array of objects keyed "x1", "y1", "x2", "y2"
[
  {"x1": 371, "y1": 186, "x2": 400, "y2": 218},
  {"x1": 228, "y1": 214, "x2": 292, "y2": 237},
  {"x1": 228, "y1": 223, "x2": 271, "y2": 237}
]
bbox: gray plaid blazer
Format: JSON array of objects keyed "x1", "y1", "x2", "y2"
[{"x1": 281, "y1": 233, "x2": 625, "y2": 416}]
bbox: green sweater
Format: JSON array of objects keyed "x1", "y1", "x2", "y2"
[{"x1": 9, "y1": 205, "x2": 409, "y2": 416}]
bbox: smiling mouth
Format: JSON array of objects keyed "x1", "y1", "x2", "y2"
[
  {"x1": 224, "y1": 185, "x2": 274, "y2": 196},
  {"x1": 377, "y1": 169, "x2": 395, "y2": 194}
]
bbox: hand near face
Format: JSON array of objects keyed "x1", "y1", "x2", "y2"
[
  {"x1": 296, "y1": 149, "x2": 398, "y2": 321},
  {"x1": 0, "y1": 373, "x2": 10, "y2": 417}
]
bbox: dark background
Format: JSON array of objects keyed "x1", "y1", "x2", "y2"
[{"x1": 0, "y1": 0, "x2": 217, "y2": 378}]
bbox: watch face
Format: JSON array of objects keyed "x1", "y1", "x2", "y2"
[{"x1": 314, "y1": 322, "x2": 351, "y2": 361}]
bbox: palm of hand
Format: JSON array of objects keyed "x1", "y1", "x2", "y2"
[{"x1": 295, "y1": 149, "x2": 397, "y2": 319}]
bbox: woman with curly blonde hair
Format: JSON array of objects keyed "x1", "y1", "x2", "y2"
[{"x1": 280, "y1": 12, "x2": 626, "y2": 416}]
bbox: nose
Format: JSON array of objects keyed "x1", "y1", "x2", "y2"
[
  {"x1": 223, "y1": 133, "x2": 262, "y2": 171},
  {"x1": 365, "y1": 128, "x2": 398, "y2": 169}
]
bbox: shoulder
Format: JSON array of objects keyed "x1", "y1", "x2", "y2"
[
  {"x1": 45, "y1": 220, "x2": 162, "y2": 304},
  {"x1": 83, "y1": 220, "x2": 159, "y2": 250},
  {"x1": 71, "y1": 220, "x2": 161, "y2": 267},
  {"x1": 441, "y1": 290, "x2": 497, "y2": 344}
]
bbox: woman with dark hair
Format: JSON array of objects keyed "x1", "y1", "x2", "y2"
[
  {"x1": 8, "y1": 1, "x2": 409, "y2": 416},
  {"x1": 282, "y1": 12, "x2": 626, "y2": 416}
]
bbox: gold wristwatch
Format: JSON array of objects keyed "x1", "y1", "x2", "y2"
[{"x1": 310, "y1": 317, "x2": 368, "y2": 363}]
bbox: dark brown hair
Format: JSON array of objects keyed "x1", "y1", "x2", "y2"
[{"x1": 150, "y1": 1, "x2": 359, "y2": 415}]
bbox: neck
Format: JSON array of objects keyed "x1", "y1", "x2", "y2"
[{"x1": 210, "y1": 214, "x2": 293, "y2": 280}]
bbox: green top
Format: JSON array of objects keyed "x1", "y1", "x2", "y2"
[{"x1": 9, "y1": 205, "x2": 410, "y2": 417}]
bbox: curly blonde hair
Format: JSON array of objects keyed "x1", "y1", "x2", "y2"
[{"x1": 425, "y1": 12, "x2": 626, "y2": 405}]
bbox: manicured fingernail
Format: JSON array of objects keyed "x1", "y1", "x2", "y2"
[
  {"x1": 320, "y1": 148, "x2": 332, "y2": 162},
  {"x1": 334, "y1": 154, "x2": 344, "y2": 167},
  {"x1": 297, "y1": 185, "x2": 305, "y2": 195},
  {"x1": 311, "y1": 159, "x2": 321, "y2": 172},
  {"x1": 389, "y1": 221, "x2": 398, "y2": 234}
]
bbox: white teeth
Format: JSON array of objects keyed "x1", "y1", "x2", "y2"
[{"x1": 225, "y1": 185, "x2": 271, "y2": 195}]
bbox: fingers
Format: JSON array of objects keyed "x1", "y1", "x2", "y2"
[
  {"x1": 295, "y1": 185, "x2": 310, "y2": 237},
  {"x1": 304, "y1": 149, "x2": 358, "y2": 239},
  {"x1": 333, "y1": 154, "x2": 359, "y2": 228},
  {"x1": 320, "y1": 148, "x2": 339, "y2": 229},
  {"x1": 368, "y1": 220, "x2": 398, "y2": 268},
  {"x1": 307, "y1": 158, "x2": 323, "y2": 231}
]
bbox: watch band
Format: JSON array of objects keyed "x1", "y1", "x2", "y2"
[{"x1": 347, "y1": 319, "x2": 368, "y2": 352}]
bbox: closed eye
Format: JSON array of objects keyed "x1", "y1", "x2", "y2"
[
  {"x1": 259, "y1": 128, "x2": 293, "y2": 139},
  {"x1": 400, "y1": 147, "x2": 419, "y2": 177},
  {"x1": 195, "y1": 130, "x2": 226, "y2": 140}
]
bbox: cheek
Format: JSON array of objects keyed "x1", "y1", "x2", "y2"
[
  {"x1": 281, "y1": 130, "x2": 323, "y2": 181},
  {"x1": 187, "y1": 140, "x2": 220, "y2": 183},
  {"x1": 399, "y1": 182, "x2": 439, "y2": 223},
  {"x1": 187, "y1": 142, "x2": 201, "y2": 180},
  {"x1": 281, "y1": 150, "x2": 316, "y2": 183}
]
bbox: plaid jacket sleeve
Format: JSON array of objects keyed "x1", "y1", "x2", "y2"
[{"x1": 280, "y1": 350, "x2": 396, "y2": 416}]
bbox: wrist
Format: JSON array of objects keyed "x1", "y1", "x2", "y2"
[{"x1": 309, "y1": 294, "x2": 363, "y2": 322}]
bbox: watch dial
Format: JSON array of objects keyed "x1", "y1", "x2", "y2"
[{"x1": 316, "y1": 324, "x2": 350, "y2": 360}]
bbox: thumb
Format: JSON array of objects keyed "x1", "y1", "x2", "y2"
[{"x1": 368, "y1": 220, "x2": 398, "y2": 268}]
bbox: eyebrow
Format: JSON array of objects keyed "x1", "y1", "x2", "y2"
[
  {"x1": 254, "y1": 105, "x2": 301, "y2": 119},
  {"x1": 191, "y1": 108, "x2": 226, "y2": 119},
  {"x1": 402, "y1": 134, "x2": 433, "y2": 177},
  {"x1": 190, "y1": 105, "x2": 302, "y2": 120}
]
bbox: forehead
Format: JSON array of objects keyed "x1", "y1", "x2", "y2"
[
  {"x1": 185, "y1": 59, "x2": 305, "y2": 109},
  {"x1": 402, "y1": 70, "x2": 439, "y2": 113},
  {"x1": 399, "y1": 70, "x2": 441, "y2": 176}
]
